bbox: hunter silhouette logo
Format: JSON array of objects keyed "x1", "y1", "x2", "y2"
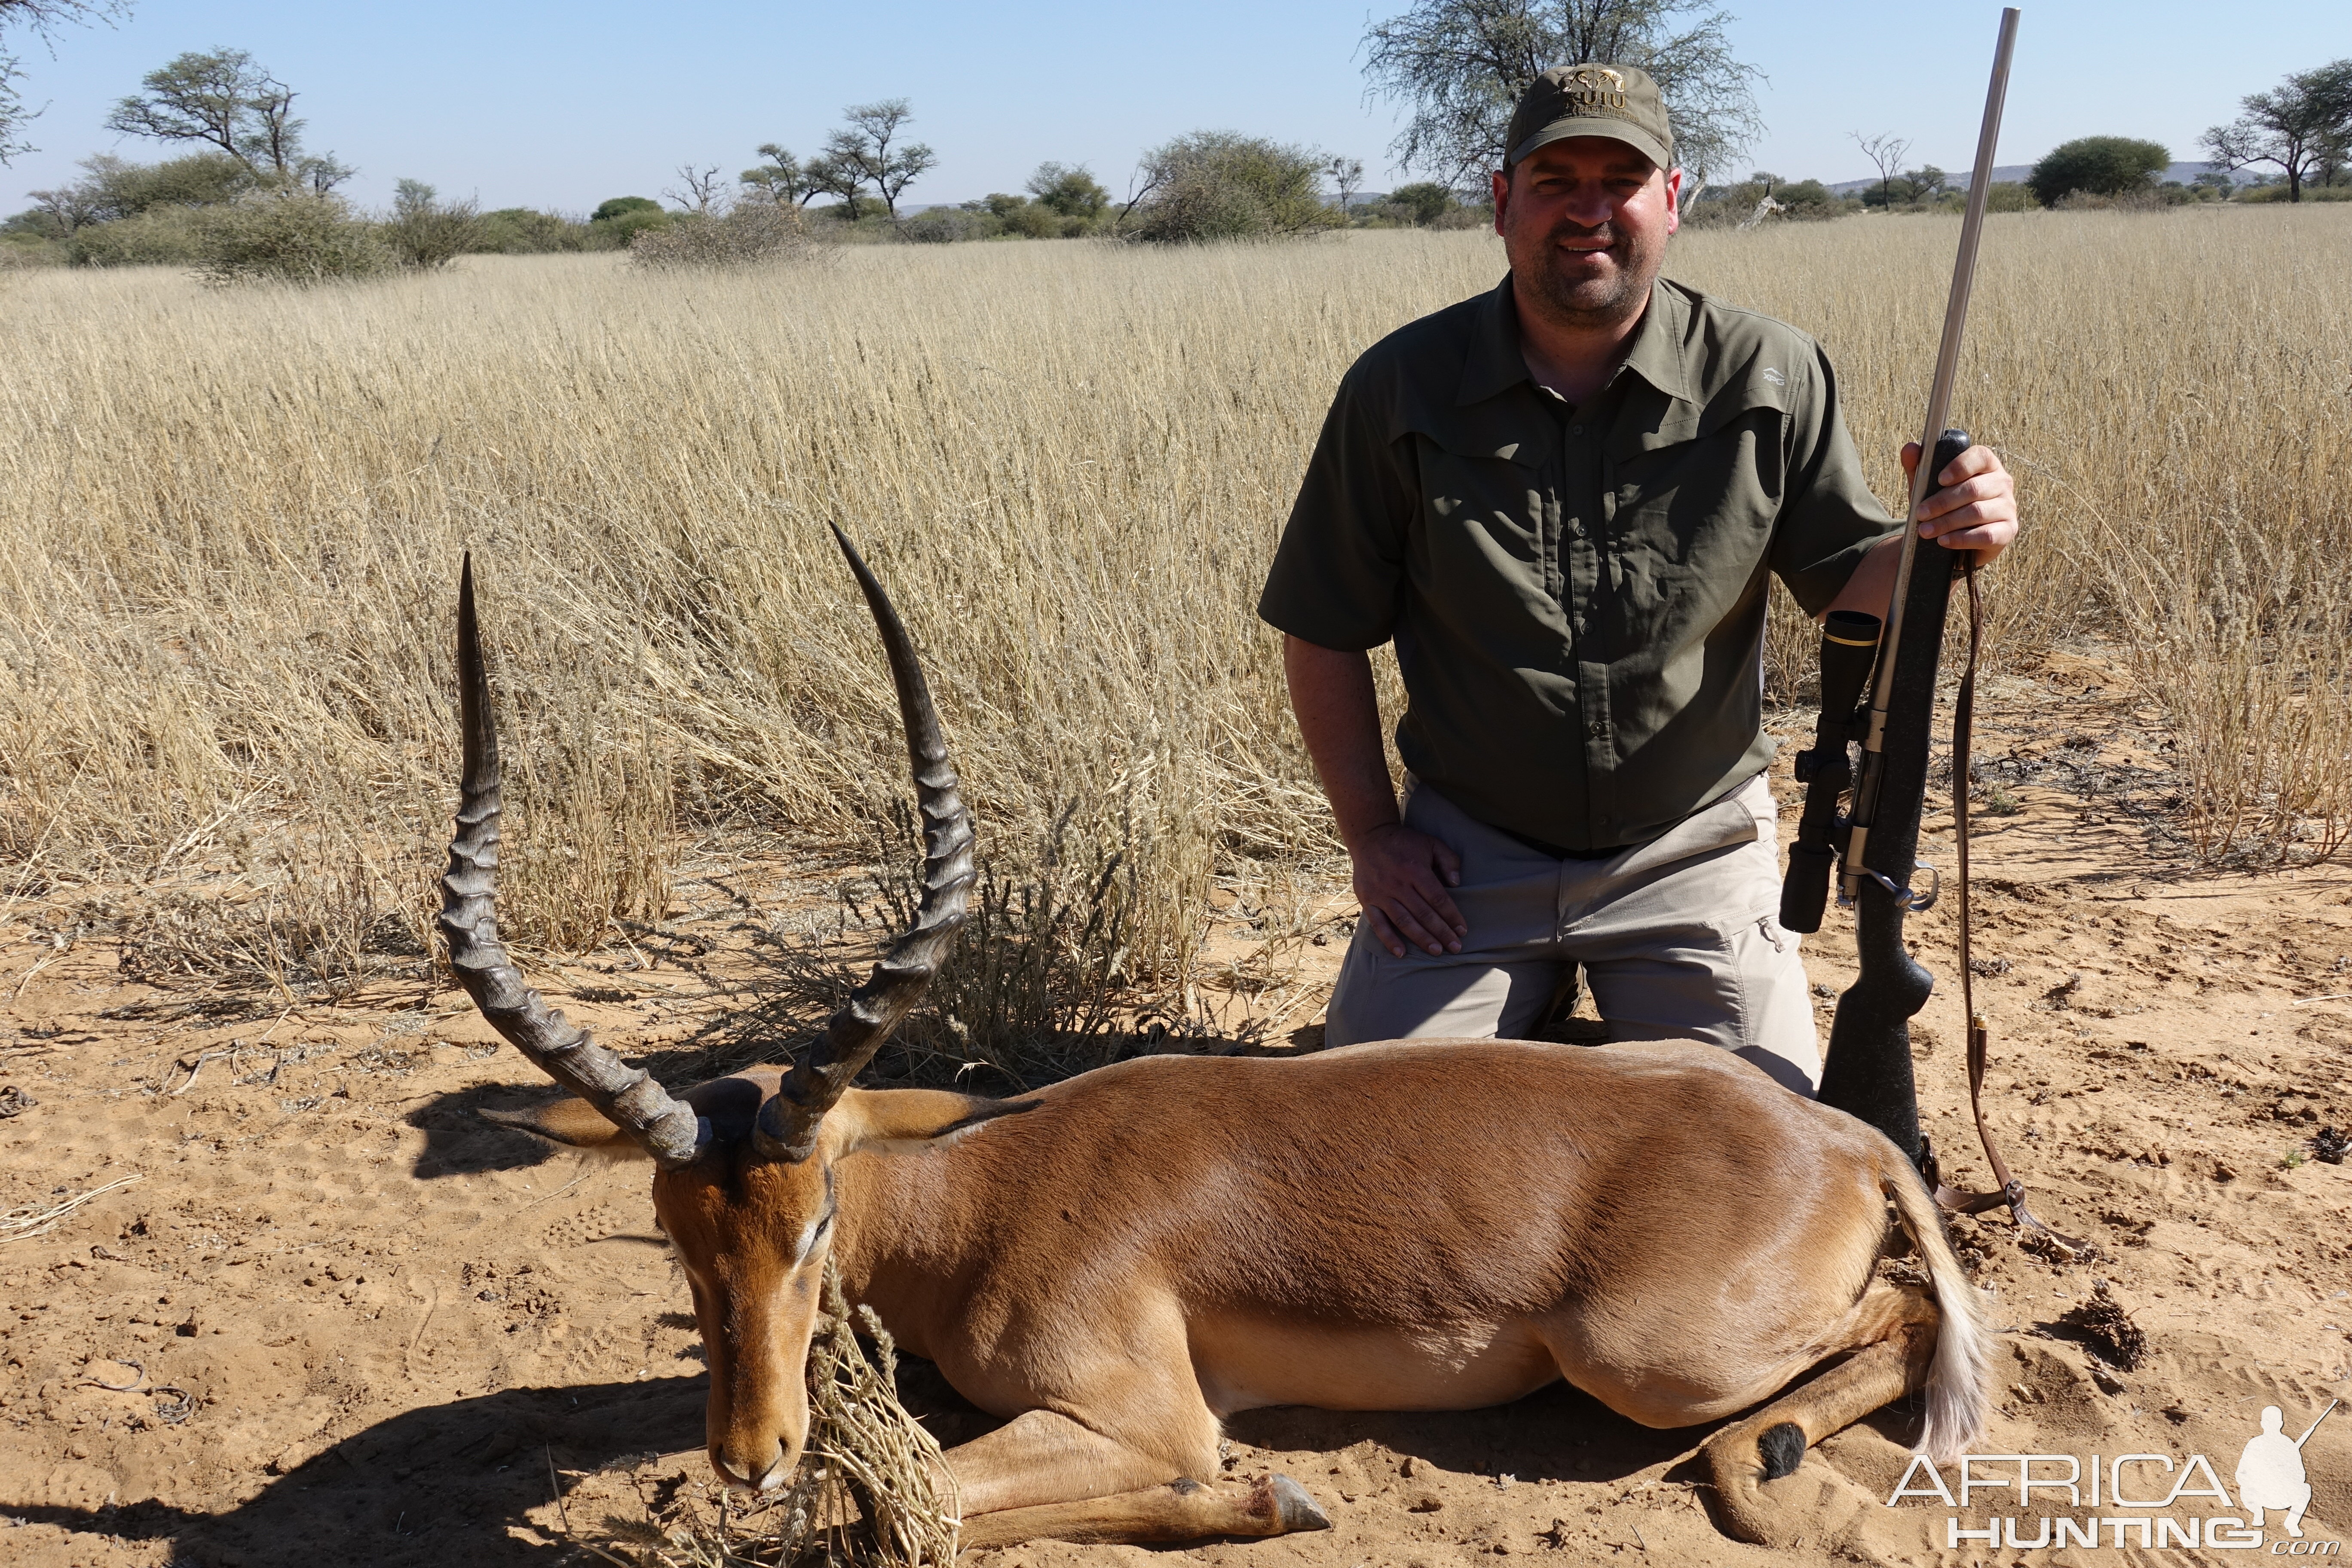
[
  {"x1": 2240, "y1": 1400, "x2": 2334, "y2": 1539},
  {"x1": 1882, "y1": 1398, "x2": 2338, "y2": 1551}
]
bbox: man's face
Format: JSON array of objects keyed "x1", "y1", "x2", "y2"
[{"x1": 1491, "y1": 137, "x2": 1680, "y2": 330}]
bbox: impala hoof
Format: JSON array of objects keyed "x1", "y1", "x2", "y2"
[
  {"x1": 1268, "y1": 1474, "x2": 1331, "y2": 1533},
  {"x1": 1758, "y1": 1421, "x2": 1807, "y2": 1481}
]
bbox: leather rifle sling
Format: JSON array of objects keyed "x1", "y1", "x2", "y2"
[{"x1": 1932, "y1": 557, "x2": 2089, "y2": 1255}]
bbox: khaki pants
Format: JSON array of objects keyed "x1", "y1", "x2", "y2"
[{"x1": 1323, "y1": 772, "x2": 1821, "y2": 1094}]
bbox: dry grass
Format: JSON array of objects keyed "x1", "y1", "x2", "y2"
[
  {"x1": 0, "y1": 208, "x2": 2344, "y2": 1011},
  {"x1": 572, "y1": 1261, "x2": 957, "y2": 1568}
]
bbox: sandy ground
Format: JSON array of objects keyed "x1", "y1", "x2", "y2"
[{"x1": 4, "y1": 651, "x2": 2349, "y2": 1566}]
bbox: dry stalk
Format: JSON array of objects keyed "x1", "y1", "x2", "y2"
[
  {"x1": 583, "y1": 1256, "x2": 957, "y2": 1568},
  {"x1": 0, "y1": 1173, "x2": 144, "y2": 1244}
]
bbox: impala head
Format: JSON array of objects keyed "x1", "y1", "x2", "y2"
[{"x1": 439, "y1": 530, "x2": 977, "y2": 1493}]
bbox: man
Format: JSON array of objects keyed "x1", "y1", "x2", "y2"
[{"x1": 1259, "y1": 65, "x2": 2018, "y2": 1093}]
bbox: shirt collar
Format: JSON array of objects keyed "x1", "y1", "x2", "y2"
[{"x1": 1456, "y1": 274, "x2": 1693, "y2": 410}]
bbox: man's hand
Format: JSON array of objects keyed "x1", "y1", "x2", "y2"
[
  {"x1": 1281, "y1": 635, "x2": 1473, "y2": 960},
  {"x1": 1902, "y1": 441, "x2": 2017, "y2": 562},
  {"x1": 1351, "y1": 822, "x2": 1467, "y2": 959}
]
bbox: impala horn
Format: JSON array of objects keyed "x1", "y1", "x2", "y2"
[
  {"x1": 753, "y1": 526, "x2": 976, "y2": 1163},
  {"x1": 439, "y1": 555, "x2": 707, "y2": 1168}
]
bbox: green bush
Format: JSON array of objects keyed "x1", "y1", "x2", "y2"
[
  {"x1": 591, "y1": 196, "x2": 663, "y2": 223},
  {"x1": 475, "y1": 207, "x2": 599, "y2": 252},
  {"x1": 2027, "y1": 137, "x2": 2169, "y2": 205},
  {"x1": 67, "y1": 205, "x2": 213, "y2": 266},
  {"x1": 592, "y1": 207, "x2": 674, "y2": 247},
  {"x1": 1386, "y1": 181, "x2": 1457, "y2": 226},
  {"x1": 1122, "y1": 131, "x2": 1344, "y2": 243},
  {"x1": 196, "y1": 193, "x2": 396, "y2": 285},
  {"x1": 383, "y1": 180, "x2": 485, "y2": 269},
  {"x1": 627, "y1": 203, "x2": 819, "y2": 268},
  {"x1": 1027, "y1": 163, "x2": 1109, "y2": 219},
  {"x1": 82, "y1": 152, "x2": 254, "y2": 219},
  {"x1": 1981, "y1": 181, "x2": 2034, "y2": 212}
]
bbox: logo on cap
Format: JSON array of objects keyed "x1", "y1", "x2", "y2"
[{"x1": 1565, "y1": 67, "x2": 1627, "y2": 107}]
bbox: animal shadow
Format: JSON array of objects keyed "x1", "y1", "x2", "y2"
[{"x1": 5, "y1": 1375, "x2": 706, "y2": 1565}]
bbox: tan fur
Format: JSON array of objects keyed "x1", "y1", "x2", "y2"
[{"x1": 496, "y1": 1037, "x2": 1986, "y2": 1546}]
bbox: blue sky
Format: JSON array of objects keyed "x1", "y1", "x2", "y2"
[{"x1": 2, "y1": 0, "x2": 2338, "y2": 213}]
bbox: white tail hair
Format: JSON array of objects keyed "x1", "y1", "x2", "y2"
[{"x1": 1884, "y1": 1160, "x2": 1989, "y2": 1462}]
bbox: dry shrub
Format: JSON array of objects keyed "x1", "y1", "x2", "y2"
[
  {"x1": 631, "y1": 204, "x2": 822, "y2": 269},
  {"x1": 0, "y1": 209, "x2": 2343, "y2": 1021}
]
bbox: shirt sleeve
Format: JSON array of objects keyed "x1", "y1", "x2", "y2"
[
  {"x1": 1256, "y1": 366, "x2": 1417, "y2": 651},
  {"x1": 1768, "y1": 340, "x2": 1902, "y2": 617}
]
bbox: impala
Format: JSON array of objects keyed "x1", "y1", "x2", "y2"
[{"x1": 438, "y1": 532, "x2": 1987, "y2": 1549}]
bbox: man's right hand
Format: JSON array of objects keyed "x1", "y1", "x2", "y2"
[{"x1": 1351, "y1": 822, "x2": 1467, "y2": 958}]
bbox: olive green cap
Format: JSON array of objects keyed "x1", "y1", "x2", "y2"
[{"x1": 1505, "y1": 64, "x2": 1674, "y2": 172}]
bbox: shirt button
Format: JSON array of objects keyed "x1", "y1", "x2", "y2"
[
  {"x1": 1587, "y1": 719, "x2": 1607, "y2": 737},
  {"x1": 1569, "y1": 424, "x2": 1585, "y2": 437}
]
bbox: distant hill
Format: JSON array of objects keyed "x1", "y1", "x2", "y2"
[{"x1": 1825, "y1": 161, "x2": 2251, "y2": 196}]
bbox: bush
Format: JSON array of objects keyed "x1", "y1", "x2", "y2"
[
  {"x1": 475, "y1": 207, "x2": 599, "y2": 253},
  {"x1": 897, "y1": 207, "x2": 992, "y2": 244},
  {"x1": 1121, "y1": 131, "x2": 1344, "y2": 243},
  {"x1": 67, "y1": 205, "x2": 213, "y2": 266},
  {"x1": 383, "y1": 180, "x2": 484, "y2": 269},
  {"x1": 196, "y1": 193, "x2": 396, "y2": 285},
  {"x1": 2027, "y1": 137, "x2": 2169, "y2": 205},
  {"x1": 1028, "y1": 162, "x2": 1109, "y2": 220},
  {"x1": 627, "y1": 203, "x2": 819, "y2": 268},
  {"x1": 81, "y1": 152, "x2": 255, "y2": 219},
  {"x1": 591, "y1": 196, "x2": 663, "y2": 223},
  {"x1": 1684, "y1": 175, "x2": 1854, "y2": 228},
  {"x1": 1981, "y1": 181, "x2": 2034, "y2": 212},
  {"x1": 1386, "y1": 181, "x2": 1457, "y2": 226}
]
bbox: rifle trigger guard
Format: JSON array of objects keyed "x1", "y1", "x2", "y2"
[{"x1": 1861, "y1": 864, "x2": 1939, "y2": 913}]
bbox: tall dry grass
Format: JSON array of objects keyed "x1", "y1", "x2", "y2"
[{"x1": 0, "y1": 206, "x2": 2344, "y2": 1007}]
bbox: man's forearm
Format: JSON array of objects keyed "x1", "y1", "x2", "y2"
[
  {"x1": 1823, "y1": 532, "x2": 1903, "y2": 621},
  {"x1": 1281, "y1": 635, "x2": 1399, "y2": 848}
]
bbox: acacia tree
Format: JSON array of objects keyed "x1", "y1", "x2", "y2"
[
  {"x1": 822, "y1": 98, "x2": 937, "y2": 220},
  {"x1": 104, "y1": 48, "x2": 350, "y2": 190},
  {"x1": 1360, "y1": 0, "x2": 1762, "y2": 190},
  {"x1": 664, "y1": 162, "x2": 728, "y2": 216},
  {"x1": 0, "y1": 0, "x2": 127, "y2": 163},
  {"x1": 741, "y1": 143, "x2": 818, "y2": 206},
  {"x1": 1325, "y1": 153, "x2": 1366, "y2": 211},
  {"x1": 1847, "y1": 131, "x2": 1908, "y2": 208},
  {"x1": 2204, "y1": 59, "x2": 2352, "y2": 202}
]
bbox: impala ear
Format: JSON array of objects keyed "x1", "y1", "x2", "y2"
[
  {"x1": 481, "y1": 1098, "x2": 653, "y2": 1159},
  {"x1": 824, "y1": 1087, "x2": 1038, "y2": 1158}
]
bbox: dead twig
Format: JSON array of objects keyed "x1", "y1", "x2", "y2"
[
  {"x1": 0, "y1": 1173, "x2": 144, "y2": 1244},
  {"x1": 81, "y1": 1357, "x2": 145, "y2": 1392}
]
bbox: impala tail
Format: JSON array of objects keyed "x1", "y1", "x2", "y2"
[{"x1": 1883, "y1": 1155, "x2": 1989, "y2": 1461}]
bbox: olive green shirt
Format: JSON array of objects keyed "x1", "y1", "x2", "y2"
[{"x1": 1260, "y1": 275, "x2": 1899, "y2": 851}]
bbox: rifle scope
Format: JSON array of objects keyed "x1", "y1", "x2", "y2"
[{"x1": 1778, "y1": 609, "x2": 1883, "y2": 934}]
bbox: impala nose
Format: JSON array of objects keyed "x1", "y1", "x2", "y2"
[{"x1": 711, "y1": 1443, "x2": 787, "y2": 1492}]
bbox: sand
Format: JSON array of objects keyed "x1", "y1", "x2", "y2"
[{"x1": 3, "y1": 654, "x2": 2348, "y2": 1565}]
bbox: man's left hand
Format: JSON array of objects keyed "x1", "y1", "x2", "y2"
[{"x1": 1901, "y1": 441, "x2": 2018, "y2": 563}]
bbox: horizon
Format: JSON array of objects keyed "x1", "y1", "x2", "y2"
[{"x1": 1, "y1": 0, "x2": 2340, "y2": 214}]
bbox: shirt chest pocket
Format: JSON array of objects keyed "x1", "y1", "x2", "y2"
[
  {"x1": 1609, "y1": 402, "x2": 1788, "y2": 567},
  {"x1": 1606, "y1": 394, "x2": 1788, "y2": 638},
  {"x1": 1409, "y1": 420, "x2": 1560, "y2": 601}
]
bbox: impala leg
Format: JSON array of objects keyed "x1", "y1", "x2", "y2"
[
  {"x1": 959, "y1": 1473, "x2": 1330, "y2": 1550},
  {"x1": 945, "y1": 1409, "x2": 1330, "y2": 1549},
  {"x1": 1702, "y1": 1288, "x2": 1940, "y2": 1547}
]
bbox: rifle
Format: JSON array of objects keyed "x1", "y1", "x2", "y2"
[{"x1": 1783, "y1": 8, "x2": 2079, "y2": 1253}]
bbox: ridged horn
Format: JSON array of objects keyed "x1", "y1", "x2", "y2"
[
  {"x1": 753, "y1": 526, "x2": 976, "y2": 1162},
  {"x1": 438, "y1": 555, "x2": 706, "y2": 1169}
]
